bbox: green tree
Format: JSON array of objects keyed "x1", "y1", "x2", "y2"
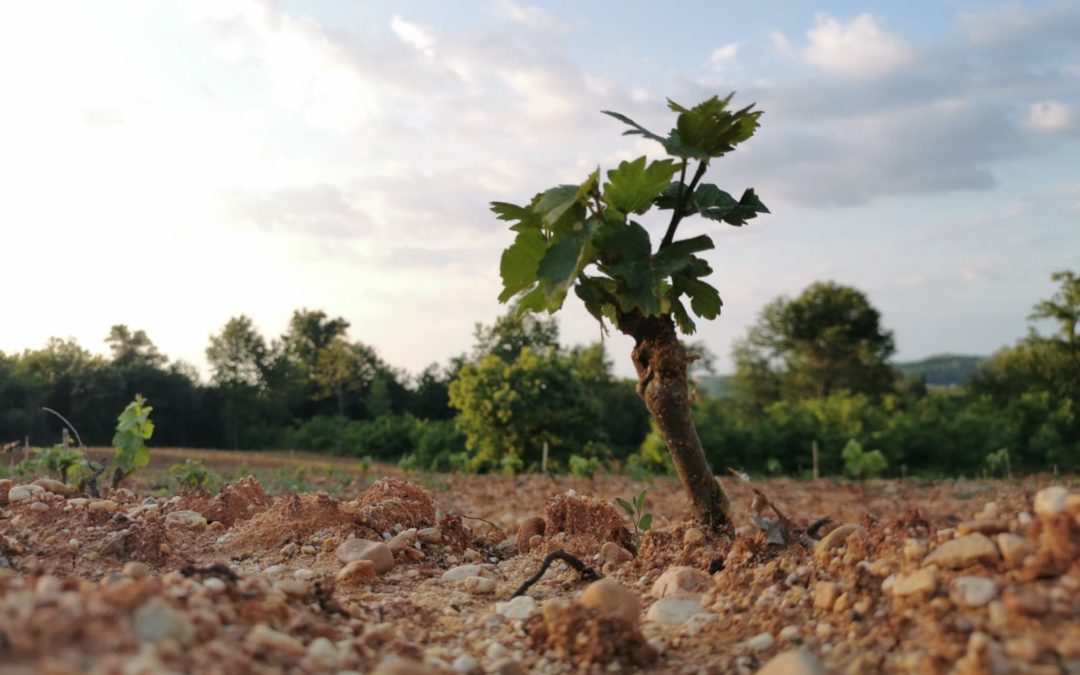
[
  {"x1": 733, "y1": 282, "x2": 897, "y2": 405},
  {"x1": 492, "y1": 94, "x2": 769, "y2": 529},
  {"x1": 105, "y1": 325, "x2": 167, "y2": 369},
  {"x1": 207, "y1": 316, "x2": 271, "y2": 449},
  {"x1": 472, "y1": 310, "x2": 559, "y2": 363},
  {"x1": 448, "y1": 346, "x2": 603, "y2": 472}
]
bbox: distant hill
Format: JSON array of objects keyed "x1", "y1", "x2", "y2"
[
  {"x1": 695, "y1": 353, "x2": 986, "y2": 398},
  {"x1": 895, "y1": 354, "x2": 986, "y2": 387}
]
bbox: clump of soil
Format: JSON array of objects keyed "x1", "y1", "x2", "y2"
[
  {"x1": 177, "y1": 476, "x2": 271, "y2": 527},
  {"x1": 346, "y1": 478, "x2": 436, "y2": 533},
  {"x1": 228, "y1": 491, "x2": 356, "y2": 550},
  {"x1": 525, "y1": 599, "x2": 658, "y2": 668},
  {"x1": 544, "y1": 490, "x2": 633, "y2": 552}
]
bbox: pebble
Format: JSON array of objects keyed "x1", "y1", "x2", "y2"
[
  {"x1": 814, "y1": 524, "x2": 865, "y2": 557},
  {"x1": 892, "y1": 566, "x2": 939, "y2": 597},
  {"x1": 370, "y1": 657, "x2": 437, "y2": 675},
  {"x1": 779, "y1": 625, "x2": 801, "y2": 642},
  {"x1": 746, "y1": 632, "x2": 775, "y2": 652},
  {"x1": 903, "y1": 538, "x2": 928, "y2": 561},
  {"x1": 1003, "y1": 586, "x2": 1049, "y2": 617},
  {"x1": 517, "y1": 517, "x2": 545, "y2": 553},
  {"x1": 600, "y1": 541, "x2": 633, "y2": 565},
  {"x1": 949, "y1": 576, "x2": 998, "y2": 608},
  {"x1": 923, "y1": 533, "x2": 999, "y2": 569},
  {"x1": 463, "y1": 576, "x2": 496, "y2": 595},
  {"x1": 7, "y1": 486, "x2": 31, "y2": 503},
  {"x1": 335, "y1": 539, "x2": 394, "y2": 573},
  {"x1": 306, "y1": 636, "x2": 339, "y2": 666},
  {"x1": 294, "y1": 568, "x2": 316, "y2": 582},
  {"x1": 488, "y1": 658, "x2": 525, "y2": 675},
  {"x1": 164, "y1": 510, "x2": 207, "y2": 530},
  {"x1": 417, "y1": 527, "x2": 442, "y2": 544},
  {"x1": 133, "y1": 597, "x2": 196, "y2": 645},
  {"x1": 813, "y1": 582, "x2": 840, "y2": 610},
  {"x1": 336, "y1": 560, "x2": 377, "y2": 586},
  {"x1": 441, "y1": 564, "x2": 490, "y2": 582},
  {"x1": 644, "y1": 596, "x2": 703, "y2": 625},
  {"x1": 246, "y1": 623, "x2": 306, "y2": 656},
  {"x1": 1033, "y1": 486, "x2": 1067, "y2": 517},
  {"x1": 32, "y1": 478, "x2": 69, "y2": 495},
  {"x1": 754, "y1": 648, "x2": 825, "y2": 675},
  {"x1": 123, "y1": 561, "x2": 149, "y2": 579},
  {"x1": 652, "y1": 566, "x2": 709, "y2": 598},
  {"x1": 683, "y1": 527, "x2": 706, "y2": 546},
  {"x1": 387, "y1": 529, "x2": 417, "y2": 552},
  {"x1": 995, "y1": 533, "x2": 1034, "y2": 569},
  {"x1": 451, "y1": 654, "x2": 478, "y2": 673},
  {"x1": 580, "y1": 578, "x2": 641, "y2": 625},
  {"x1": 494, "y1": 596, "x2": 538, "y2": 620},
  {"x1": 29, "y1": 502, "x2": 49, "y2": 512},
  {"x1": 88, "y1": 500, "x2": 118, "y2": 513},
  {"x1": 203, "y1": 577, "x2": 226, "y2": 594}
]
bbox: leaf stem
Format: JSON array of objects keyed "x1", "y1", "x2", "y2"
[{"x1": 660, "y1": 160, "x2": 708, "y2": 249}]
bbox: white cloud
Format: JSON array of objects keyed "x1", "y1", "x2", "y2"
[
  {"x1": 804, "y1": 14, "x2": 913, "y2": 78},
  {"x1": 391, "y1": 15, "x2": 436, "y2": 58},
  {"x1": 769, "y1": 30, "x2": 794, "y2": 57},
  {"x1": 493, "y1": 0, "x2": 563, "y2": 31},
  {"x1": 708, "y1": 42, "x2": 739, "y2": 67},
  {"x1": 1026, "y1": 100, "x2": 1072, "y2": 132}
]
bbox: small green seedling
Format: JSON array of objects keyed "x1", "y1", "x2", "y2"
[
  {"x1": 841, "y1": 439, "x2": 887, "y2": 481},
  {"x1": 169, "y1": 459, "x2": 212, "y2": 490},
  {"x1": 616, "y1": 489, "x2": 654, "y2": 548},
  {"x1": 112, "y1": 394, "x2": 154, "y2": 488},
  {"x1": 36, "y1": 445, "x2": 85, "y2": 483}
]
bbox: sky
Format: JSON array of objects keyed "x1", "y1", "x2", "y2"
[{"x1": 1, "y1": 0, "x2": 1078, "y2": 379}]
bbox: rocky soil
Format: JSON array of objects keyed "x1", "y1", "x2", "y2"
[{"x1": 0, "y1": 472, "x2": 1077, "y2": 674}]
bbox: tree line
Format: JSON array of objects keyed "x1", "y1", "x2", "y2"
[{"x1": 2, "y1": 271, "x2": 1077, "y2": 476}]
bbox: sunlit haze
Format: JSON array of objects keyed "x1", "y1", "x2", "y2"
[{"x1": 2, "y1": 1, "x2": 1078, "y2": 378}]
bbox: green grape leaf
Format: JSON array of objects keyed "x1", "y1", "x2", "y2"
[
  {"x1": 498, "y1": 229, "x2": 546, "y2": 303},
  {"x1": 603, "y1": 156, "x2": 680, "y2": 215},
  {"x1": 670, "y1": 296, "x2": 696, "y2": 334},
  {"x1": 668, "y1": 94, "x2": 762, "y2": 159},
  {"x1": 615, "y1": 497, "x2": 635, "y2": 516},
  {"x1": 638, "y1": 513, "x2": 653, "y2": 532},
  {"x1": 682, "y1": 278, "x2": 723, "y2": 319},
  {"x1": 694, "y1": 185, "x2": 770, "y2": 226},
  {"x1": 535, "y1": 219, "x2": 600, "y2": 310}
]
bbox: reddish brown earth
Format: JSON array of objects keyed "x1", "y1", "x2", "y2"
[{"x1": 0, "y1": 464, "x2": 1077, "y2": 674}]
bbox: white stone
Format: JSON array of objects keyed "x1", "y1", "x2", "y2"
[
  {"x1": 645, "y1": 596, "x2": 703, "y2": 625},
  {"x1": 1034, "y1": 486, "x2": 1068, "y2": 517},
  {"x1": 442, "y1": 564, "x2": 491, "y2": 582},
  {"x1": 133, "y1": 597, "x2": 196, "y2": 645},
  {"x1": 755, "y1": 649, "x2": 825, "y2": 675},
  {"x1": 463, "y1": 576, "x2": 496, "y2": 595},
  {"x1": 494, "y1": 596, "x2": 538, "y2": 620},
  {"x1": 7, "y1": 486, "x2": 31, "y2": 503},
  {"x1": 164, "y1": 510, "x2": 207, "y2": 530},
  {"x1": 950, "y1": 576, "x2": 998, "y2": 608},
  {"x1": 746, "y1": 632, "x2": 775, "y2": 652},
  {"x1": 651, "y1": 566, "x2": 709, "y2": 598},
  {"x1": 451, "y1": 654, "x2": 478, "y2": 673}
]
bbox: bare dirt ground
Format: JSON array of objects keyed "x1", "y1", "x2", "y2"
[{"x1": 1, "y1": 454, "x2": 1077, "y2": 674}]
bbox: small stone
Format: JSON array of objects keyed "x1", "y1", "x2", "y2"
[
  {"x1": 949, "y1": 576, "x2": 998, "y2": 608},
  {"x1": 1002, "y1": 586, "x2": 1048, "y2": 617},
  {"x1": 495, "y1": 595, "x2": 538, "y2": 620},
  {"x1": 645, "y1": 596, "x2": 703, "y2": 625},
  {"x1": 1034, "y1": 486, "x2": 1068, "y2": 517},
  {"x1": 488, "y1": 658, "x2": 525, "y2": 675},
  {"x1": 336, "y1": 560, "x2": 377, "y2": 586},
  {"x1": 88, "y1": 499, "x2": 118, "y2": 513},
  {"x1": 246, "y1": 623, "x2": 306, "y2": 656},
  {"x1": 978, "y1": 502, "x2": 1001, "y2": 520},
  {"x1": 600, "y1": 541, "x2": 633, "y2": 565},
  {"x1": 417, "y1": 527, "x2": 441, "y2": 544},
  {"x1": 203, "y1": 577, "x2": 226, "y2": 594},
  {"x1": 652, "y1": 566, "x2": 710, "y2": 598},
  {"x1": 32, "y1": 478, "x2": 70, "y2": 495},
  {"x1": 1004, "y1": 637, "x2": 1039, "y2": 663},
  {"x1": 683, "y1": 527, "x2": 706, "y2": 546},
  {"x1": 892, "y1": 566, "x2": 939, "y2": 598},
  {"x1": 335, "y1": 539, "x2": 394, "y2": 573},
  {"x1": 778, "y1": 625, "x2": 801, "y2": 642},
  {"x1": 463, "y1": 576, "x2": 496, "y2": 595},
  {"x1": 387, "y1": 529, "x2": 417, "y2": 552},
  {"x1": 814, "y1": 524, "x2": 865, "y2": 557},
  {"x1": 123, "y1": 561, "x2": 149, "y2": 579},
  {"x1": 903, "y1": 538, "x2": 928, "y2": 562},
  {"x1": 306, "y1": 636, "x2": 338, "y2": 667},
  {"x1": 923, "y1": 533, "x2": 999, "y2": 569},
  {"x1": 294, "y1": 568, "x2": 316, "y2": 581},
  {"x1": 528, "y1": 534, "x2": 543, "y2": 551},
  {"x1": 957, "y1": 520, "x2": 1008, "y2": 535},
  {"x1": 754, "y1": 648, "x2": 825, "y2": 675},
  {"x1": 746, "y1": 632, "x2": 775, "y2": 652},
  {"x1": 995, "y1": 533, "x2": 1034, "y2": 569},
  {"x1": 813, "y1": 582, "x2": 840, "y2": 610},
  {"x1": 134, "y1": 597, "x2": 196, "y2": 645},
  {"x1": 517, "y1": 516, "x2": 545, "y2": 553},
  {"x1": 370, "y1": 657, "x2": 437, "y2": 675},
  {"x1": 463, "y1": 548, "x2": 482, "y2": 562},
  {"x1": 164, "y1": 510, "x2": 207, "y2": 530},
  {"x1": 29, "y1": 502, "x2": 49, "y2": 512},
  {"x1": 7, "y1": 486, "x2": 31, "y2": 503},
  {"x1": 451, "y1": 654, "x2": 478, "y2": 673},
  {"x1": 580, "y1": 578, "x2": 641, "y2": 625}
]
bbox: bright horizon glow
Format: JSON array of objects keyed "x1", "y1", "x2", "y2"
[{"x1": 1, "y1": 1, "x2": 1077, "y2": 380}]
